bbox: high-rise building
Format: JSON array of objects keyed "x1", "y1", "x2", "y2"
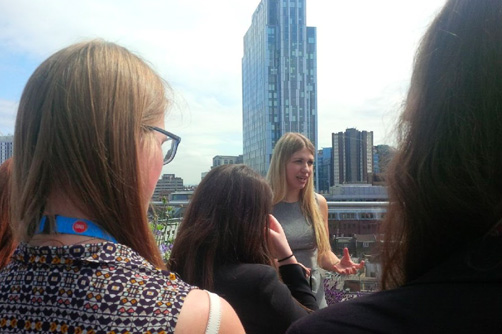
[
  {"x1": 242, "y1": 0, "x2": 318, "y2": 178},
  {"x1": 0, "y1": 136, "x2": 13, "y2": 165},
  {"x1": 332, "y1": 129, "x2": 373, "y2": 185}
]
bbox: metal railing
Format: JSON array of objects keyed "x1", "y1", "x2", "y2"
[{"x1": 151, "y1": 218, "x2": 182, "y2": 245}]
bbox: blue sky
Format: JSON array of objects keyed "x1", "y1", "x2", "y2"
[
  {"x1": 0, "y1": 0, "x2": 446, "y2": 184},
  {"x1": 0, "y1": 51, "x2": 36, "y2": 99}
]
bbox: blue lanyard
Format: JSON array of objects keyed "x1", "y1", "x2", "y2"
[{"x1": 37, "y1": 215, "x2": 118, "y2": 243}]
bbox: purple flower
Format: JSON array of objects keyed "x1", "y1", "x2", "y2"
[
  {"x1": 159, "y1": 244, "x2": 169, "y2": 255},
  {"x1": 323, "y1": 277, "x2": 370, "y2": 305}
]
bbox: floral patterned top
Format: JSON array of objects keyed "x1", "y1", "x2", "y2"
[{"x1": 0, "y1": 242, "x2": 195, "y2": 334}]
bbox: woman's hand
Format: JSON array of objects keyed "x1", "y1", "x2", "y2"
[
  {"x1": 267, "y1": 214, "x2": 293, "y2": 260},
  {"x1": 268, "y1": 215, "x2": 311, "y2": 275},
  {"x1": 296, "y1": 262, "x2": 312, "y2": 278},
  {"x1": 332, "y1": 248, "x2": 365, "y2": 275},
  {"x1": 267, "y1": 215, "x2": 311, "y2": 276}
]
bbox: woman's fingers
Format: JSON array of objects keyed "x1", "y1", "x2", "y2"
[
  {"x1": 297, "y1": 263, "x2": 311, "y2": 277},
  {"x1": 342, "y1": 247, "x2": 353, "y2": 262},
  {"x1": 268, "y1": 214, "x2": 283, "y2": 234},
  {"x1": 334, "y1": 248, "x2": 365, "y2": 275}
]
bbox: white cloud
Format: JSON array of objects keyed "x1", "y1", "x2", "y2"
[
  {"x1": 310, "y1": 0, "x2": 445, "y2": 149},
  {"x1": 0, "y1": 0, "x2": 447, "y2": 184}
]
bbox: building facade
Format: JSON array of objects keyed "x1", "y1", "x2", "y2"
[
  {"x1": 373, "y1": 144, "x2": 395, "y2": 174},
  {"x1": 152, "y1": 174, "x2": 184, "y2": 201},
  {"x1": 212, "y1": 155, "x2": 243, "y2": 169},
  {"x1": 0, "y1": 136, "x2": 13, "y2": 165},
  {"x1": 372, "y1": 144, "x2": 395, "y2": 185},
  {"x1": 317, "y1": 147, "x2": 332, "y2": 193},
  {"x1": 242, "y1": 0, "x2": 318, "y2": 177},
  {"x1": 326, "y1": 201, "x2": 386, "y2": 238},
  {"x1": 327, "y1": 184, "x2": 388, "y2": 202},
  {"x1": 332, "y1": 129, "x2": 373, "y2": 185}
]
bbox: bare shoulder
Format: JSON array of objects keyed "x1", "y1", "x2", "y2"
[
  {"x1": 175, "y1": 289, "x2": 244, "y2": 334},
  {"x1": 315, "y1": 193, "x2": 327, "y2": 204},
  {"x1": 175, "y1": 289, "x2": 208, "y2": 334},
  {"x1": 315, "y1": 193, "x2": 328, "y2": 208}
]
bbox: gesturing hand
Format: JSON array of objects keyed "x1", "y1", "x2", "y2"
[{"x1": 333, "y1": 248, "x2": 365, "y2": 275}]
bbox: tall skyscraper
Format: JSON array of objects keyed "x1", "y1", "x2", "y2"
[
  {"x1": 242, "y1": 0, "x2": 318, "y2": 177},
  {"x1": 332, "y1": 129, "x2": 373, "y2": 185}
]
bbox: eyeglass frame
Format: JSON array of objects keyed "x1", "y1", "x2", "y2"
[{"x1": 145, "y1": 125, "x2": 181, "y2": 165}]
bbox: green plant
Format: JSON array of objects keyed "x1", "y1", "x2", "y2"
[{"x1": 149, "y1": 196, "x2": 177, "y2": 263}]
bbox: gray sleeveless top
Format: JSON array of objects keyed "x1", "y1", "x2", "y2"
[{"x1": 272, "y1": 201, "x2": 327, "y2": 308}]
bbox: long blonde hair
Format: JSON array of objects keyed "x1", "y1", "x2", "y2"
[
  {"x1": 267, "y1": 132, "x2": 331, "y2": 258},
  {"x1": 12, "y1": 40, "x2": 167, "y2": 268}
]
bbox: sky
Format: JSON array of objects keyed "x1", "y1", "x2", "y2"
[{"x1": 0, "y1": 0, "x2": 447, "y2": 185}]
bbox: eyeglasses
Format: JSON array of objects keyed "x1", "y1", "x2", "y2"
[{"x1": 146, "y1": 126, "x2": 181, "y2": 165}]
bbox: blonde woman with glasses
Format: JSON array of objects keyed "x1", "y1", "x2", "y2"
[{"x1": 0, "y1": 40, "x2": 243, "y2": 334}]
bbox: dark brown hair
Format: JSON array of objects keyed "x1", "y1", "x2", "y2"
[
  {"x1": 12, "y1": 40, "x2": 167, "y2": 268},
  {"x1": 380, "y1": 0, "x2": 502, "y2": 289},
  {"x1": 0, "y1": 158, "x2": 16, "y2": 269},
  {"x1": 168, "y1": 164, "x2": 273, "y2": 289}
]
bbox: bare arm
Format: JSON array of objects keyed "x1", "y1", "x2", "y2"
[
  {"x1": 175, "y1": 289, "x2": 245, "y2": 334},
  {"x1": 316, "y1": 194, "x2": 365, "y2": 275}
]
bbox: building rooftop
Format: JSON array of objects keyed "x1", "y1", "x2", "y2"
[{"x1": 327, "y1": 185, "x2": 388, "y2": 201}]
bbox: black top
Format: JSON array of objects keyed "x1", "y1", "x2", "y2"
[
  {"x1": 214, "y1": 263, "x2": 317, "y2": 334},
  {"x1": 287, "y1": 237, "x2": 502, "y2": 334}
]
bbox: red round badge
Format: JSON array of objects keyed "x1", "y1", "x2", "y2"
[{"x1": 73, "y1": 221, "x2": 88, "y2": 234}]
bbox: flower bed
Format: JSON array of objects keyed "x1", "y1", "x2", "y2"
[{"x1": 323, "y1": 274, "x2": 370, "y2": 305}]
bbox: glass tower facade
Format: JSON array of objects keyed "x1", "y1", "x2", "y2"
[
  {"x1": 317, "y1": 147, "x2": 332, "y2": 193},
  {"x1": 242, "y1": 0, "x2": 318, "y2": 177}
]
